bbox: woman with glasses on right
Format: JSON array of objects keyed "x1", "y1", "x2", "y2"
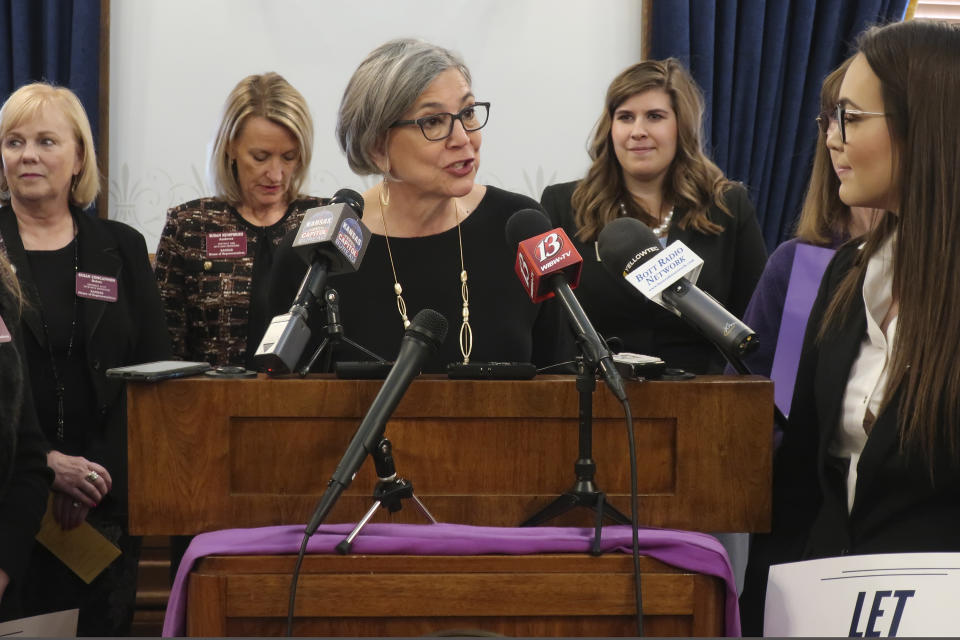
[
  {"x1": 741, "y1": 20, "x2": 960, "y2": 635},
  {"x1": 735, "y1": 57, "x2": 881, "y2": 416},
  {"x1": 268, "y1": 38, "x2": 573, "y2": 371}
]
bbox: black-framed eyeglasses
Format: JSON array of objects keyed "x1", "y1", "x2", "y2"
[
  {"x1": 389, "y1": 102, "x2": 490, "y2": 141},
  {"x1": 818, "y1": 103, "x2": 887, "y2": 143}
]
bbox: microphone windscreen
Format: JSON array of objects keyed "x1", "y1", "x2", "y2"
[
  {"x1": 405, "y1": 308, "x2": 448, "y2": 351},
  {"x1": 505, "y1": 208, "x2": 552, "y2": 248},
  {"x1": 597, "y1": 217, "x2": 661, "y2": 277},
  {"x1": 330, "y1": 188, "x2": 364, "y2": 215}
]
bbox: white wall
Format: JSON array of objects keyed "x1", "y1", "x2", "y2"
[{"x1": 109, "y1": 0, "x2": 644, "y2": 249}]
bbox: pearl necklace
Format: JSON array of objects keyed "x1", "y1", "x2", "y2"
[
  {"x1": 619, "y1": 202, "x2": 673, "y2": 237},
  {"x1": 379, "y1": 183, "x2": 473, "y2": 363}
]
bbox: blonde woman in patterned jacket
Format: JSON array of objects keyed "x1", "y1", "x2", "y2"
[{"x1": 155, "y1": 72, "x2": 323, "y2": 369}]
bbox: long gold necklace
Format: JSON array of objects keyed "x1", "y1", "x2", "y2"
[{"x1": 379, "y1": 183, "x2": 473, "y2": 363}]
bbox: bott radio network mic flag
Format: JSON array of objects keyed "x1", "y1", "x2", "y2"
[{"x1": 597, "y1": 217, "x2": 757, "y2": 357}]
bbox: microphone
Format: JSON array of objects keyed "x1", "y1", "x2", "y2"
[
  {"x1": 505, "y1": 209, "x2": 627, "y2": 402},
  {"x1": 597, "y1": 217, "x2": 757, "y2": 358},
  {"x1": 304, "y1": 308, "x2": 448, "y2": 536},
  {"x1": 254, "y1": 189, "x2": 371, "y2": 373}
]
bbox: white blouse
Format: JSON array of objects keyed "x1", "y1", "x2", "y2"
[{"x1": 829, "y1": 235, "x2": 897, "y2": 513}]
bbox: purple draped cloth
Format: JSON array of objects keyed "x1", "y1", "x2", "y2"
[
  {"x1": 162, "y1": 522, "x2": 739, "y2": 637},
  {"x1": 771, "y1": 243, "x2": 836, "y2": 415}
]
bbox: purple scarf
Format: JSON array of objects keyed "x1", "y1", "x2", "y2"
[
  {"x1": 771, "y1": 243, "x2": 836, "y2": 415},
  {"x1": 162, "y1": 522, "x2": 739, "y2": 636}
]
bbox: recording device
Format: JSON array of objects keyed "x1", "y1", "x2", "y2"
[
  {"x1": 612, "y1": 352, "x2": 667, "y2": 380},
  {"x1": 254, "y1": 189, "x2": 371, "y2": 374},
  {"x1": 597, "y1": 217, "x2": 758, "y2": 357},
  {"x1": 304, "y1": 308, "x2": 448, "y2": 536},
  {"x1": 105, "y1": 360, "x2": 211, "y2": 382},
  {"x1": 335, "y1": 361, "x2": 394, "y2": 379},
  {"x1": 447, "y1": 361, "x2": 537, "y2": 380},
  {"x1": 505, "y1": 209, "x2": 627, "y2": 403}
]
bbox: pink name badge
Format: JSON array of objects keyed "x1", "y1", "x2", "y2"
[
  {"x1": 205, "y1": 231, "x2": 247, "y2": 258},
  {"x1": 76, "y1": 272, "x2": 119, "y2": 302},
  {"x1": 0, "y1": 313, "x2": 10, "y2": 343}
]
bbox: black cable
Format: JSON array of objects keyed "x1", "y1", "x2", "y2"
[
  {"x1": 286, "y1": 529, "x2": 312, "y2": 636},
  {"x1": 622, "y1": 398, "x2": 644, "y2": 636},
  {"x1": 535, "y1": 359, "x2": 578, "y2": 373}
]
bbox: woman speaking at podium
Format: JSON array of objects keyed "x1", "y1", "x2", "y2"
[
  {"x1": 269, "y1": 39, "x2": 573, "y2": 372},
  {"x1": 742, "y1": 20, "x2": 960, "y2": 634},
  {"x1": 540, "y1": 59, "x2": 767, "y2": 374}
]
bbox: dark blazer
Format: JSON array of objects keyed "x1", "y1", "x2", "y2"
[
  {"x1": 0, "y1": 206, "x2": 172, "y2": 517},
  {"x1": 0, "y1": 283, "x2": 53, "y2": 621},
  {"x1": 740, "y1": 242, "x2": 960, "y2": 634},
  {"x1": 541, "y1": 180, "x2": 767, "y2": 373}
]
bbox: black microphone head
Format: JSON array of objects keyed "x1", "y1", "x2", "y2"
[
  {"x1": 505, "y1": 208, "x2": 552, "y2": 248},
  {"x1": 329, "y1": 188, "x2": 364, "y2": 216},
  {"x1": 597, "y1": 217, "x2": 662, "y2": 278},
  {"x1": 405, "y1": 308, "x2": 448, "y2": 352}
]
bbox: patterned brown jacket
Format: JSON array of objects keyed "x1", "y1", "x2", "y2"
[{"x1": 154, "y1": 196, "x2": 324, "y2": 367}]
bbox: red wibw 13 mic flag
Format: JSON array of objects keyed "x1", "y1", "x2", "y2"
[{"x1": 514, "y1": 227, "x2": 584, "y2": 303}]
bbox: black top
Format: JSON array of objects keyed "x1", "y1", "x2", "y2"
[
  {"x1": 267, "y1": 186, "x2": 576, "y2": 373},
  {"x1": 0, "y1": 282, "x2": 53, "y2": 621},
  {"x1": 0, "y1": 205, "x2": 172, "y2": 517},
  {"x1": 25, "y1": 241, "x2": 96, "y2": 455},
  {"x1": 540, "y1": 181, "x2": 768, "y2": 374},
  {"x1": 740, "y1": 242, "x2": 960, "y2": 634}
]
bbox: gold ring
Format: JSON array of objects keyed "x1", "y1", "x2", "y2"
[{"x1": 85, "y1": 471, "x2": 100, "y2": 483}]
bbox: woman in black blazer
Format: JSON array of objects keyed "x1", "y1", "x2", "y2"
[
  {"x1": 0, "y1": 83, "x2": 171, "y2": 635},
  {"x1": 0, "y1": 253, "x2": 53, "y2": 622},
  {"x1": 741, "y1": 20, "x2": 960, "y2": 635},
  {"x1": 540, "y1": 59, "x2": 766, "y2": 374}
]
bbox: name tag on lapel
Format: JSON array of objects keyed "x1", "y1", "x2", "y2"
[
  {"x1": 205, "y1": 231, "x2": 247, "y2": 258},
  {"x1": 0, "y1": 313, "x2": 10, "y2": 343},
  {"x1": 76, "y1": 272, "x2": 118, "y2": 302}
]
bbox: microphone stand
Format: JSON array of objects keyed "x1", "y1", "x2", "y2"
[
  {"x1": 335, "y1": 438, "x2": 436, "y2": 554},
  {"x1": 520, "y1": 356, "x2": 630, "y2": 554},
  {"x1": 298, "y1": 288, "x2": 387, "y2": 376}
]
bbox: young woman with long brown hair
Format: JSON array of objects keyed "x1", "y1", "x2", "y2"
[
  {"x1": 738, "y1": 57, "x2": 881, "y2": 397},
  {"x1": 742, "y1": 19, "x2": 960, "y2": 634},
  {"x1": 540, "y1": 58, "x2": 767, "y2": 374}
]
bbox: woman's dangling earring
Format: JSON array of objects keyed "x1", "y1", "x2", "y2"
[{"x1": 379, "y1": 180, "x2": 390, "y2": 208}]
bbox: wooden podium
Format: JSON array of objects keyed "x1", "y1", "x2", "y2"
[
  {"x1": 186, "y1": 554, "x2": 726, "y2": 637},
  {"x1": 127, "y1": 375, "x2": 771, "y2": 534},
  {"x1": 128, "y1": 375, "x2": 771, "y2": 636}
]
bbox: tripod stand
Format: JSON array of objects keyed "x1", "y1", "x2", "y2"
[
  {"x1": 335, "y1": 438, "x2": 436, "y2": 554},
  {"x1": 298, "y1": 288, "x2": 386, "y2": 376},
  {"x1": 521, "y1": 357, "x2": 630, "y2": 552}
]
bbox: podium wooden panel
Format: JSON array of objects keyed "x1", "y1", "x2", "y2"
[
  {"x1": 127, "y1": 375, "x2": 771, "y2": 535},
  {"x1": 185, "y1": 553, "x2": 725, "y2": 637}
]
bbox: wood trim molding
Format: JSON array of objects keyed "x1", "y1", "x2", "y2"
[
  {"x1": 643, "y1": 0, "x2": 653, "y2": 59},
  {"x1": 96, "y1": 0, "x2": 110, "y2": 219}
]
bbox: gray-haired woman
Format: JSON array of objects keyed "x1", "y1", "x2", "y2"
[{"x1": 269, "y1": 38, "x2": 573, "y2": 372}]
